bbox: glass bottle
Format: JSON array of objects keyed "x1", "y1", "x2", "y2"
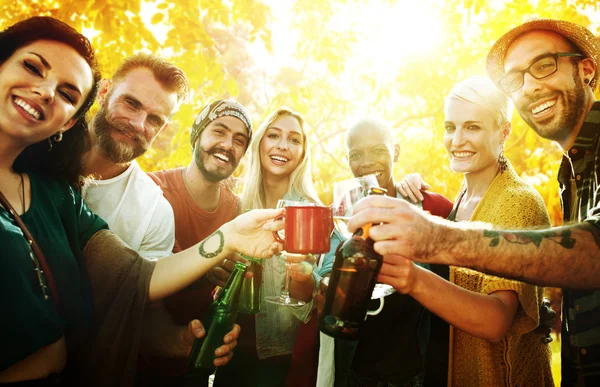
[
  {"x1": 238, "y1": 254, "x2": 263, "y2": 314},
  {"x1": 319, "y1": 187, "x2": 386, "y2": 340},
  {"x1": 184, "y1": 261, "x2": 247, "y2": 384}
]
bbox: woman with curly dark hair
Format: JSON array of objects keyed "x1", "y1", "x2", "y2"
[{"x1": 0, "y1": 17, "x2": 284, "y2": 386}]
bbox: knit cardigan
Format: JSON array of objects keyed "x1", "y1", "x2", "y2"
[{"x1": 448, "y1": 166, "x2": 554, "y2": 387}]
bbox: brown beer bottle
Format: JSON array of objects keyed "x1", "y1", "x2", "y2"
[{"x1": 319, "y1": 186, "x2": 386, "y2": 340}]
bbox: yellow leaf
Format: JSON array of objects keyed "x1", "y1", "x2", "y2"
[
  {"x1": 151, "y1": 13, "x2": 164, "y2": 24},
  {"x1": 225, "y1": 77, "x2": 239, "y2": 97}
]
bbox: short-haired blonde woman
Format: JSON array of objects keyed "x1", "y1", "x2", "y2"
[
  {"x1": 214, "y1": 107, "x2": 320, "y2": 386},
  {"x1": 397, "y1": 76, "x2": 554, "y2": 386}
]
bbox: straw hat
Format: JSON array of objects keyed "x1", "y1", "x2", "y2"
[{"x1": 486, "y1": 19, "x2": 600, "y2": 89}]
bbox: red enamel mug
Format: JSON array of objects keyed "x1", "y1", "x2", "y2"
[{"x1": 273, "y1": 205, "x2": 334, "y2": 254}]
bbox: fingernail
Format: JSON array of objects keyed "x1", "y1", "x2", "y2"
[{"x1": 215, "y1": 349, "x2": 222, "y2": 356}]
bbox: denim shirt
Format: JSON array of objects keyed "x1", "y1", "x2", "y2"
[{"x1": 254, "y1": 193, "x2": 313, "y2": 359}]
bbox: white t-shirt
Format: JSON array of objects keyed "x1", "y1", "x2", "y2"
[{"x1": 82, "y1": 161, "x2": 175, "y2": 259}]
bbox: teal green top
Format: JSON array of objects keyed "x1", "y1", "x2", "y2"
[{"x1": 0, "y1": 173, "x2": 107, "y2": 371}]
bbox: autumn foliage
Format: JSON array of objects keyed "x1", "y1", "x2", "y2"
[{"x1": 4, "y1": 0, "x2": 600, "y2": 225}]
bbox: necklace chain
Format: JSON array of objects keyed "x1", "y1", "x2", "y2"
[{"x1": 4, "y1": 174, "x2": 50, "y2": 300}]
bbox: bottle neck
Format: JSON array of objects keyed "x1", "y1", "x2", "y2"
[
  {"x1": 355, "y1": 223, "x2": 372, "y2": 240},
  {"x1": 216, "y1": 262, "x2": 247, "y2": 307}
]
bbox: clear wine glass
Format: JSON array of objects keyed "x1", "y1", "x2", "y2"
[
  {"x1": 265, "y1": 199, "x2": 315, "y2": 307},
  {"x1": 332, "y1": 175, "x2": 395, "y2": 299}
]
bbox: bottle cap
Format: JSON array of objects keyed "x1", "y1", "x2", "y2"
[
  {"x1": 368, "y1": 187, "x2": 387, "y2": 196},
  {"x1": 360, "y1": 223, "x2": 372, "y2": 239}
]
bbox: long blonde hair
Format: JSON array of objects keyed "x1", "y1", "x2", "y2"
[{"x1": 240, "y1": 107, "x2": 321, "y2": 210}]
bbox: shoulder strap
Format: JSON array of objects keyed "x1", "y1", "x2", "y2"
[{"x1": 0, "y1": 188, "x2": 61, "y2": 313}]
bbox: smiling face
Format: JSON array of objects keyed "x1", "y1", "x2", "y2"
[
  {"x1": 92, "y1": 67, "x2": 178, "y2": 163},
  {"x1": 0, "y1": 40, "x2": 93, "y2": 145},
  {"x1": 259, "y1": 114, "x2": 304, "y2": 180},
  {"x1": 194, "y1": 115, "x2": 249, "y2": 182},
  {"x1": 346, "y1": 123, "x2": 398, "y2": 190},
  {"x1": 444, "y1": 98, "x2": 505, "y2": 175},
  {"x1": 504, "y1": 30, "x2": 589, "y2": 145}
]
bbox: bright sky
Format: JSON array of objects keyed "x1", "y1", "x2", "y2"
[
  {"x1": 126, "y1": 0, "x2": 446, "y2": 80},
  {"x1": 130, "y1": 0, "x2": 600, "y2": 82},
  {"x1": 259, "y1": 0, "x2": 446, "y2": 79}
]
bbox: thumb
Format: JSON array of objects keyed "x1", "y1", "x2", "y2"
[{"x1": 190, "y1": 319, "x2": 205, "y2": 339}]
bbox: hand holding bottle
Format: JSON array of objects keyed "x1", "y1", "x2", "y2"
[
  {"x1": 377, "y1": 254, "x2": 421, "y2": 295},
  {"x1": 206, "y1": 252, "x2": 252, "y2": 287},
  {"x1": 183, "y1": 320, "x2": 240, "y2": 367}
]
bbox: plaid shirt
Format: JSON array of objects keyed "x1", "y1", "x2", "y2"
[{"x1": 557, "y1": 100, "x2": 600, "y2": 386}]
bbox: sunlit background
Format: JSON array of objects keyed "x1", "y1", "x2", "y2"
[
  {"x1": 0, "y1": 0, "x2": 600, "y2": 215},
  {"x1": 5, "y1": 1, "x2": 599, "y2": 382},
  {"x1": 4, "y1": 0, "x2": 600, "y2": 225}
]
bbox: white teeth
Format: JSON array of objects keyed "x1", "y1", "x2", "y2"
[
  {"x1": 453, "y1": 151, "x2": 475, "y2": 158},
  {"x1": 271, "y1": 156, "x2": 288, "y2": 162},
  {"x1": 532, "y1": 100, "x2": 555, "y2": 115},
  {"x1": 214, "y1": 153, "x2": 230, "y2": 162},
  {"x1": 14, "y1": 97, "x2": 41, "y2": 120},
  {"x1": 117, "y1": 129, "x2": 136, "y2": 141}
]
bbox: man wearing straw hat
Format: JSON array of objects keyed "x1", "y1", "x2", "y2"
[{"x1": 347, "y1": 19, "x2": 600, "y2": 386}]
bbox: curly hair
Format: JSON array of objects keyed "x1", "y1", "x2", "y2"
[{"x1": 1, "y1": 16, "x2": 102, "y2": 188}]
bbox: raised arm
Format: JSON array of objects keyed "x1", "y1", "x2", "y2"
[
  {"x1": 148, "y1": 208, "x2": 284, "y2": 301},
  {"x1": 349, "y1": 195, "x2": 600, "y2": 290}
]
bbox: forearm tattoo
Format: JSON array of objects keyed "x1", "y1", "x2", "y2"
[
  {"x1": 483, "y1": 229, "x2": 576, "y2": 249},
  {"x1": 198, "y1": 230, "x2": 225, "y2": 258},
  {"x1": 576, "y1": 221, "x2": 600, "y2": 249}
]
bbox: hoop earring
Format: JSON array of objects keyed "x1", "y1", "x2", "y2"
[
  {"x1": 498, "y1": 148, "x2": 508, "y2": 173},
  {"x1": 53, "y1": 131, "x2": 63, "y2": 143},
  {"x1": 47, "y1": 131, "x2": 63, "y2": 151}
]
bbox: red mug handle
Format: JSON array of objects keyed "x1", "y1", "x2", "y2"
[
  {"x1": 272, "y1": 213, "x2": 285, "y2": 243},
  {"x1": 328, "y1": 207, "x2": 335, "y2": 236}
]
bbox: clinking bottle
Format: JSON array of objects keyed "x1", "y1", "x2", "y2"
[
  {"x1": 238, "y1": 254, "x2": 263, "y2": 314},
  {"x1": 319, "y1": 186, "x2": 386, "y2": 340},
  {"x1": 184, "y1": 262, "x2": 247, "y2": 385}
]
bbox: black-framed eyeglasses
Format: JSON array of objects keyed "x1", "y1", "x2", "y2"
[{"x1": 498, "y1": 52, "x2": 584, "y2": 93}]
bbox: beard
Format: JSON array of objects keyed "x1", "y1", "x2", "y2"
[
  {"x1": 91, "y1": 103, "x2": 150, "y2": 164},
  {"x1": 194, "y1": 143, "x2": 239, "y2": 183},
  {"x1": 518, "y1": 66, "x2": 587, "y2": 143}
]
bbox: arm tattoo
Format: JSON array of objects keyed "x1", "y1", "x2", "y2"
[
  {"x1": 575, "y1": 221, "x2": 600, "y2": 249},
  {"x1": 198, "y1": 230, "x2": 225, "y2": 258},
  {"x1": 483, "y1": 229, "x2": 576, "y2": 249}
]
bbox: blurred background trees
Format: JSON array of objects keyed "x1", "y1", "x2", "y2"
[{"x1": 3, "y1": 0, "x2": 600, "y2": 225}]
